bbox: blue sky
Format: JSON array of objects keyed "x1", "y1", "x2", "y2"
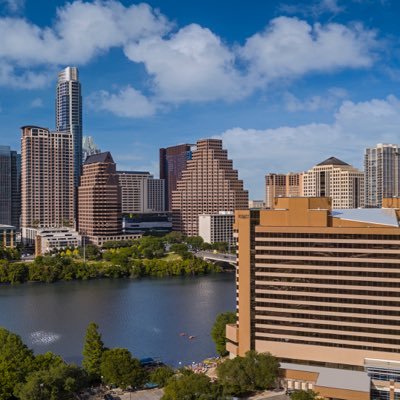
[{"x1": 1, "y1": 0, "x2": 400, "y2": 198}]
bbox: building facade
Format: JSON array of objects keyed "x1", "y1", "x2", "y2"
[
  {"x1": 0, "y1": 146, "x2": 20, "y2": 228},
  {"x1": 56, "y1": 66, "x2": 82, "y2": 187},
  {"x1": 21, "y1": 126, "x2": 74, "y2": 237},
  {"x1": 198, "y1": 212, "x2": 235, "y2": 247},
  {"x1": 148, "y1": 178, "x2": 165, "y2": 212},
  {"x1": 33, "y1": 227, "x2": 81, "y2": 256},
  {"x1": 122, "y1": 212, "x2": 172, "y2": 235},
  {"x1": 171, "y1": 138, "x2": 248, "y2": 236},
  {"x1": 160, "y1": 144, "x2": 195, "y2": 211},
  {"x1": 265, "y1": 172, "x2": 303, "y2": 209},
  {"x1": 364, "y1": 143, "x2": 400, "y2": 208},
  {"x1": 118, "y1": 171, "x2": 151, "y2": 214},
  {"x1": 228, "y1": 197, "x2": 400, "y2": 400},
  {"x1": 0, "y1": 225, "x2": 15, "y2": 248},
  {"x1": 78, "y1": 152, "x2": 121, "y2": 240},
  {"x1": 303, "y1": 157, "x2": 364, "y2": 209}
]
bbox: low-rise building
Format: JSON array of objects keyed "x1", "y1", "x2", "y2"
[
  {"x1": 198, "y1": 211, "x2": 235, "y2": 246},
  {"x1": 123, "y1": 212, "x2": 172, "y2": 235},
  {"x1": 0, "y1": 224, "x2": 16, "y2": 248},
  {"x1": 34, "y1": 227, "x2": 81, "y2": 256}
]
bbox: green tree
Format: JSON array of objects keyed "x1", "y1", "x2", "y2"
[
  {"x1": 170, "y1": 243, "x2": 189, "y2": 256},
  {"x1": 162, "y1": 370, "x2": 221, "y2": 400},
  {"x1": 211, "y1": 311, "x2": 237, "y2": 356},
  {"x1": 186, "y1": 236, "x2": 204, "y2": 251},
  {"x1": 82, "y1": 322, "x2": 105, "y2": 381},
  {"x1": 164, "y1": 231, "x2": 186, "y2": 244},
  {"x1": 217, "y1": 351, "x2": 279, "y2": 396},
  {"x1": 290, "y1": 390, "x2": 319, "y2": 400},
  {"x1": 100, "y1": 348, "x2": 146, "y2": 389},
  {"x1": 149, "y1": 366, "x2": 175, "y2": 388}
]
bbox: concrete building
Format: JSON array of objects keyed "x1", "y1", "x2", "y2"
[
  {"x1": 0, "y1": 225, "x2": 15, "y2": 248},
  {"x1": 249, "y1": 200, "x2": 265, "y2": 209},
  {"x1": 21, "y1": 126, "x2": 74, "y2": 240},
  {"x1": 0, "y1": 146, "x2": 20, "y2": 228},
  {"x1": 56, "y1": 66, "x2": 82, "y2": 187},
  {"x1": 265, "y1": 172, "x2": 303, "y2": 209},
  {"x1": 198, "y1": 212, "x2": 235, "y2": 247},
  {"x1": 118, "y1": 171, "x2": 151, "y2": 213},
  {"x1": 160, "y1": 144, "x2": 195, "y2": 211},
  {"x1": 148, "y1": 178, "x2": 165, "y2": 212},
  {"x1": 227, "y1": 196, "x2": 400, "y2": 400},
  {"x1": 303, "y1": 157, "x2": 364, "y2": 209},
  {"x1": 171, "y1": 139, "x2": 248, "y2": 236},
  {"x1": 33, "y1": 227, "x2": 81, "y2": 256},
  {"x1": 364, "y1": 143, "x2": 400, "y2": 208}
]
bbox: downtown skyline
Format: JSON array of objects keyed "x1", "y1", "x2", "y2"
[{"x1": 1, "y1": 0, "x2": 400, "y2": 198}]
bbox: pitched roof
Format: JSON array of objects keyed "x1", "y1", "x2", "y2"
[
  {"x1": 84, "y1": 152, "x2": 114, "y2": 165},
  {"x1": 317, "y1": 156, "x2": 349, "y2": 166}
]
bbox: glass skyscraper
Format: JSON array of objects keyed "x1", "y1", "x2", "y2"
[{"x1": 56, "y1": 66, "x2": 82, "y2": 187}]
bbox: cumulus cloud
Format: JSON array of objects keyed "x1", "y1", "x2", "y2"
[
  {"x1": 217, "y1": 95, "x2": 400, "y2": 198},
  {"x1": 87, "y1": 86, "x2": 156, "y2": 117}
]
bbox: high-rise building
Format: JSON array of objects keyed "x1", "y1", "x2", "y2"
[
  {"x1": 21, "y1": 126, "x2": 74, "y2": 240},
  {"x1": 171, "y1": 138, "x2": 248, "y2": 236},
  {"x1": 160, "y1": 144, "x2": 195, "y2": 211},
  {"x1": 118, "y1": 171, "x2": 152, "y2": 213},
  {"x1": 303, "y1": 157, "x2": 364, "y2": 209},
  {"x1": 78, "y1": 152, "x2": 122, "y2": 239},
  {"x1": 228, "y1": 197, "x2": 400, "y2": 400},
  {"x1": 148, "y1": 178, "x2": 165, "y2": 212},
  {"x1": 198, "y1": 211, "x2": 235, "y2": 247},
  {"x1": 56, "y1": 66, "x2": 82, "y2": 187},
  {"x1": 265, "y1": 172, "x2": 303, "y2": 208},
  {"x1": 364, "y1": 143, "x2": 400, "y2": 208},
  {"x1": 82, "y1": 136, "x2": 101, "y2": 162},
  {"x1": 0, "y1": 146, "x2": 20, "y2": 228}
]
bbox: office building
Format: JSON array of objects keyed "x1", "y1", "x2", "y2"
[
  {"x1": 249, "y1": 200, "x2": 265, "y2": 209},
  {"x1": 21, "y1": 126, "x2": 74, "y2": 239},
  {"x1": 122, "y1": 212, "x2": 172, "y2": 235},
  {"x1": 82, "y1": 136, "x2": 101, "y2": 162},
  {"x1": 56, "y1": 66, "x2": 82, "y2": 187},
  {"x1": 364, "y1": 143, "x2": 400, "y2": 208},
  {"x1": 227, "y1": 197, "x2": 400, "y2": 400},
  {"x1": 303, "y1": 157, "x2": 364, "y2": 209},
  {"x1": 33, "y1": 227, "x2": 81, "y2": 256},
  {"x1": 0, "y1": 146, "x2": 20, "y2": 228},
  {"x1": 171, "y1": 138, "x2": 248, "y2": 236},
  {"x1": 198, "y1": 211, "x2": 235, "y2": 247},
  {"x1": 78, "y1": 152, "x2": 141, "y2": 246},
  {"x1": 118, "y1": 171, "x2": 151, "y2": 213},
  {"x1": 160, "y1": 144, "x2": 195, "y2": 210},
  {"x1": 265, "y1": 173, "x2": 303, "y2": 208},
  {"x1": 148, "y1": 178, "x2": 165, "y2": 212}
]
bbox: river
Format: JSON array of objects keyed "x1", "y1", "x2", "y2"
[{"x1": 0, "y1": 273, "x2": 235, "y2": 366}]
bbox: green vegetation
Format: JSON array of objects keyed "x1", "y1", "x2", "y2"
[
  {"x1": 82, "y1": 322, "x2": 105, "y2": 382},
  {"x1": 217, "y1": 350, "x2": 279, "y2": 397},
  {"x1": 100, "y1": 348, "x2": 146, "y2": 389},
  {"x1": 211, "y1": 311, "x2": 237, "y2": 356},
  {"x1": 290, "y1": 390, "x2": 319, "y2": 400},
  {"x1": 149, "y1": 365, "x2": 175, "y2": 388},
  {"x1": 0, "y1": 247, "x2": 20, "y2": 261}
]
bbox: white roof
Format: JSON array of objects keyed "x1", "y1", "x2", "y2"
[
  {"x1": 281, "y1": 362, "x2": 370, "y2": 392},
  {"x1": 332, "y1": 208, "x2": 399, "y2": 227}
]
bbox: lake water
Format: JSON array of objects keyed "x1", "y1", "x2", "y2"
[{"x1": 0, "y1": 273, "x2": 235, "y2": 366}]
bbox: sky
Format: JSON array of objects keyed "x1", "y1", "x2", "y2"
[{"x1": 1, "y1": 0, "x2": 400, "y2": 199}]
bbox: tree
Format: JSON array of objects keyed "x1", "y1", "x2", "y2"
[
  {"x1": 0, "y1": 327, "x2": 35, "y2": 400},
  {"x1": 217, "y1": 351, "x2": 279, "y2": 396},
  {"x1": 164, "y1": 231, "x2": 186, "y2": 244},
  {"x1": 290, "y1": 390, "x2": 319, "y2": 400},
  {"x1": 100, "y1": 348, "x2": 146, "y2": 389},
  {"x1": 186, "y1": 236, "x2": 204, "y2": 251},
  {"x1": 162, "y1": 370, "x2": 221, "y2": 400},
  {"x1": 149, "y1": 366, "x2": 175, "y2": 387},
  {"x1": 211, "y1": 312, "x2": 237, "y2": 356},
  {"x1": 170, "y1": 243, "x2": 189, "y2": 256},
  {"x1": 82, "y1": 322, "x2": 104, "y2": 381}
]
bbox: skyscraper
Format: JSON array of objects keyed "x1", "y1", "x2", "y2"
[
  {"x1": 0, "y1": 146, "x2": 20, "y2": 228},
  {"x1": 147, "y1": 178, "x2": 165, "y2": 212},
  {"x1": 160, "y1": 144, "x2": 195, "y2": 211},
  {"x1": 82, "y1": 136, "x2": 101, "y2": 162},
  {"x1": 265, "y1": 172, "x2": 303, "y2": 208},
  {"x1": 171, "y1": 138, "x2": 248, "y2": 236},
  {"x1": 303, "y1": 156, "x2": 364, "y2": 209},
  {"x1": 118, "y1": 171, "x2": 152, "y2": 213},
  {"x1": 364, "y1": 143, "x2": 400, "y2": 208},
  {"x1": 21, "y1": 126, "x2": 74, "y2": 236},
  {"x1": 56, "y1": 66, "x2": 82, "y2": 187}
]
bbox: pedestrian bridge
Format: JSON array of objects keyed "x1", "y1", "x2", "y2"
[{"x1": 195, "y1": 251, "x2": 237, "y2": 267}]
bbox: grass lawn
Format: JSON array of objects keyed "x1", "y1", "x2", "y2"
[{"x1": 161, "y1": 252, "x2": 183, "y2": 262}]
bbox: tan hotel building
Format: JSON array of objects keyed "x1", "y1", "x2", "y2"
[{"x1": 228, "y1": 197, "x2": 400, "y2": 400}]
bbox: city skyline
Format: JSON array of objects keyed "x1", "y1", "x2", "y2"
[{"x1": 1, "y1": 0, "x2": 400, "y2": 198}]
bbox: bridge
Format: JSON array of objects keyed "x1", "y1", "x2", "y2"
[{"x1": 194, "y1": 251, "x2": 237, "y2": 267}]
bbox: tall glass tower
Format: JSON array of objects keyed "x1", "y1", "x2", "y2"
[{"x1": 56, "y1": 66, "x2": 82, "y2": 187}]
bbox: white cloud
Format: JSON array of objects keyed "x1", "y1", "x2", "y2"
[
  {"x1": 0, "y1": 63, "x2": 50, "y2": 89},
  {"x1": 217, "y1": 95, "x2": 400, "y2": 198},
  {"x1": 124, "y1": 23, "x2": 250, "y2": 103},
  {"x1": 241, "y1": 17, "x2": 377, "y2": 83},
  {"x1": 87, "y1": 86, "x2": 156, "y2": 118}
]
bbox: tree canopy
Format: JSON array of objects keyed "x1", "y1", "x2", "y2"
[
  {"x1": 82, "y1": 322, "x2": 105, "y2": 381},
  {"x1": 211, "y1": 311, "x2": 237, "y2": 356}
]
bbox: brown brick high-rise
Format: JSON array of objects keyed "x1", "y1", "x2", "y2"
[
  {"x1": 78, "y1": 152, "x2": 121, "y2": 239},
  {"x1": 171, "y1": 138, "x2": 248, "y2": 236}
]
